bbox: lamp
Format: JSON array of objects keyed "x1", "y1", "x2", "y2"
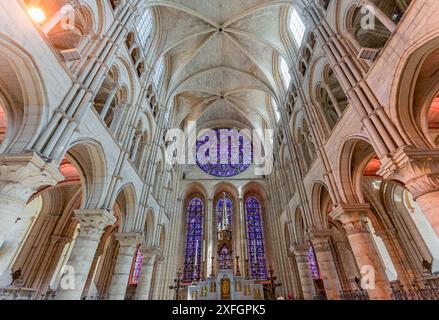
[{"x1": 28, "y1": 6, "x2": 47, "y2": 24}]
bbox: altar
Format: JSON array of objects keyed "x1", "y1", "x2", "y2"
[
  {"x1": 187, "y1": 193, "x2": 264, "y2": 301},
  {"x1": 187, "y1": 270, "x2": 264, "y2": 301}
]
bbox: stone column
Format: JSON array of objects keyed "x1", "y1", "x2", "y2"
[
  {"x1": 39, "y1": 236, "x2": 72, "y2": 295},
  {"x1": 55, "y1": 210, "x2": 115, "y2": 300},
  {"x1": 110, "y1": 102, "x2": 128, "y2": 135},
  {"x1": 375, "y1": 228, "x2": 412, "y2": 288},
  {"x1": 362, "y1": 0, "x2": 397, "y2": 32},
  {"x1": 81, "y1": 248, "x2": 104, "y2": 299},
  {"x1": 309, "y1": 230, "x2": 341, "y2": 300},
  {"x1": 151, "y1": 257, "x2": 164, "y2": 299},
  {"x1": 100, "y1": 84, "x2": 118, "y2": 121},
  {"x1": 331, "y1": 205, "x2": 392, "y2": 300},
  {"x1": 107, "y1": 233, "x2": 141, "y2": 300},
  {"x1": 291, "y1": 245, "x2": 315, "y2": 300},
  {"x1": 0, "y1": 153, "x2": 63, "y2": 285},
  {"x1": 379, "y1": 148, "x2": 439, "y2": 237},
  {"x1": 334, "y1": 240, "x2": 360, "y2": 288},
  {"x1": 287, "y1": 254, "x2": 303, "y2": 300},
  {"x1": 135, "y1": 250, "x2": 157, "y2": 300},
  {"x1": 324, "y1": 85, "x2": 343, "y2": 116}
]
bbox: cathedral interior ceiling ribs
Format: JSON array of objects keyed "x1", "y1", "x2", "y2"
[{"x1": 146, "y1": 0, "x2": 292, "y2": 130}]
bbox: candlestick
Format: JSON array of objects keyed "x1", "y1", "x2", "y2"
[{"x1": 194, "y1": 240, "x2": 199, "y2": 267}]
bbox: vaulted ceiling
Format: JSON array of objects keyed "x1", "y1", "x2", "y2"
[{"x1": 145, "y1": 0, "x2": 296, "y2": 130}]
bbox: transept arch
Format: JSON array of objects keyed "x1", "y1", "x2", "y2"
[
  {"x1": 293, "y1": 207, "x2": 306, "y2": 246},
  {"x1": 144, "y1": 208, "x2": 156, "y2": 248},
  {"x1": 310, "y1": 181, "x2": 334, "y2": 230},
  {"x1": 337, "y1": 136, "x2": 377, "y2": 204},
  {"x1": 392, "y1": 38, "x2": 439, "y2": 148},
  {"x1": 65, "y1": 139, "x2": 109, "y2": 210},
  {"x1": 113, "y1": 183, "x2": 138, "y2": 233},
  {"x1": 0, "y1": 35, "x2": 48, "y2": 154}
]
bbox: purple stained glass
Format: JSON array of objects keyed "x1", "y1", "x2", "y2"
[
  {"x1": 183, "y1": 198, "x2": 204, "y2": 281},
  {"x1": 129, "y1": 246, "x2": 143, "y2": 285},
  {"x1": 196, "y1": 128, "x2": 252, "y2": 177},
  {"x1": 307, "y1": 244, "x2": 321, "y2": 280},
  {"x1": 246, "y1": 196, "x2": 268, "y2": 280}
]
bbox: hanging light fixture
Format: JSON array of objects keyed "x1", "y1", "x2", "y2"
[
  {"x1": 27, "y1": 0, "x2": 47, "y2": 24},
  {"x1": 28, "y1": 6, "x2": 47, "y2": 23}
]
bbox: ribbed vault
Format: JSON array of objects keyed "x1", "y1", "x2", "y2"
[{"x1": 145, "y1": 0, "x2": 296, "y2": 130}]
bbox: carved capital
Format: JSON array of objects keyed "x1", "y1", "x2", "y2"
[
  {"x1": 307, "y1": 229, "x2": 332, "y2": 252},
  {"x1": 141, "y1": 246, "x2": 161, "y2": 260},
  {"x1": 74, "y1": 209, "x2": 116, "y2": 239},
  {"x1": 329, "y1": 204, "x2": 371, "y2": 236},
  {"x1": 343, "y1": 220, "x2": 369, "y2": 236},
  {"x1": 290, "y1": 245, "x2": 309, "y2": 263},
  {"x1": 375, "y1": 227, "x2": 397, "y2": 240},
  {"x1": 114, "y1": 232, "x2": 142, "y2": 255},
  {"x1": 114, "y1": 232, "x2": 142, "y2": 245},
  {"x1": 378, "y1": 147, "x2": 439, "y2": 199},
  {"x1": 0, "y1": 153, "x2": 64, "y2": 202},
  {"x1": 50, "y1": 235, "x2": 72, "y2": 246},
  {"x1": 141, "y1": 254, "x2": 157, "y2": 267},
  {"x1": 290, "y1": 244, "x2": 307, "y2": 255}
]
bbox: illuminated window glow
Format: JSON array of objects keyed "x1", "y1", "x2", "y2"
[
  {"x1": 28, "y1": 7, "x2": 47, "y2": 23},
  {"x1": 246, "y1": 196, "x2": 268, "y2": 280},
  {"x1": 280, "y1": 57, "x2": 291, "y2": 88},
  {"x1": 136, "y1": 9, "x2": 153, "y2": 49},
  {"x1": 129, "y1": 246, "x2": 143, "y2": 285},
  {"x1": 196, "y1": 129, "x2": 253, "y2": 178},
  {"x1": 153, "y1": 56, "x2": 164, "y2": 88},
  {"x1": 183, "y1": 198, "x2": 204, "y2": 281},
  {"x1": 289, "y1": 8, "x2": 306, "y2": 46},
  {"x1": 307, "y1": 243, "x2": 321, "y2": 280}
]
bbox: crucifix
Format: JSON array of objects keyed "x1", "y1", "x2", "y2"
[
  {"x1": 267, "y1": 265, "x2": 282, "y2": 300},
  {"x1": 168, "y1": 270, "x2": 184, "y2": 300}
]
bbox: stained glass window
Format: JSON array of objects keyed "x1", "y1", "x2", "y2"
[
  {"x1": 246, "y1": 196, "x2": 268, "y2": 279},
  {"x1": 216, "y1": 195, "x2": 233, "y2": 229},
  {"x1": 307, "y1": 243, "x2": 321, "y2": 280},
  {"x1": 183, "y1": 197, "x2": 204, "y2": 281},
  {"x1": 217, "y1": 195, "x2": 233, "y2": 270},
  {"x1": 196, "y1": 128, "x2": 252, "y2": 177},
  {"x1": 129, "y1": 246, "x2": 143, "y2": 285}
]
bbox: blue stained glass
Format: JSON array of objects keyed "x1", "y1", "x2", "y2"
[
  {"x1": 196, "y1": 129, "x2": 252, "y2": 177},
  {"x1": 183, "y1": 198, "x2": 204, "y2": 281},
  {"x1": 246, "y1": 196, "x2": 268, "y2": 280},
  {"x1": 307, "y1": 243, "x2": 321, "y2": 280}
]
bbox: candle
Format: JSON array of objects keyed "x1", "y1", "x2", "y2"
[{"x1": 194, "y1": 240, "x2": 199, "y2": 266}]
